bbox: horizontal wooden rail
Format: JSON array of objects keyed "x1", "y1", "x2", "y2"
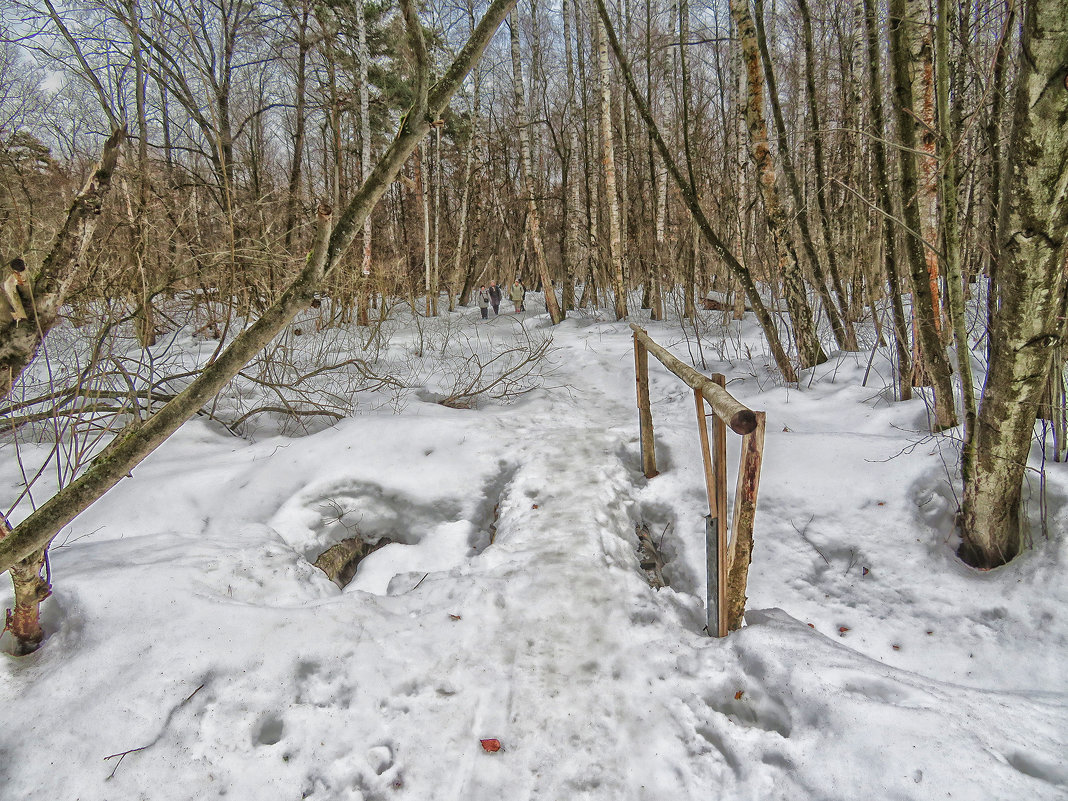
[{"x1": 630, "y1": 324, "x2": 757, "y2": 435}]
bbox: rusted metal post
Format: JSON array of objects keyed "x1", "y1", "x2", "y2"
[
  {"x1": 711, "y1": 375, "x2": 729, "y2": 637},
  {"x1": 634, "y1": 332, "x2": 658, "y2": 478},
  {"x1": 695, "y1": 389, "x2": 723, "y2": 637},
  {"x1": 725, "y1": 411, "x2": 765, "y2": 630}
]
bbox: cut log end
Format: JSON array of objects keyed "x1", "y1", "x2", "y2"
[{"x1": 729, "y1": 410, "x2": 758, "y2": 436}]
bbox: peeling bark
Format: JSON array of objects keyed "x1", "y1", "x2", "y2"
[
  {"x1": 730, "y1": 0, "x2": 826, "y2": 369},
  {"x1": 888, "y1": 0, "x2": 957, "y2": 430},
  {"x1": 1, "y1": 127, "x2": 125, "y2": 399},
  {"x1": 959, "y1": 0, "x2": 1068, "y2": 568}
]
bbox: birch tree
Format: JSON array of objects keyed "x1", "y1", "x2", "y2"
[
  {"x1": 509, "y1": 4, "x2": 565, "y2": 323},
  {"x1": 888, "y1": 0, "x2": 957, "y2": 430},
  {"x1": 730, "y1": 0, "x2": 826, "y2": 369},
  {"x1": 958, "y1": 0, "x2": 1068, "y2": 568}
]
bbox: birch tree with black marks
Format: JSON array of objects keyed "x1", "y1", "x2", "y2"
[{"x1": 958, "y1": 0, "x2": 1068, "y2": 568}]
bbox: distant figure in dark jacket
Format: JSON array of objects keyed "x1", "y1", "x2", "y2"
[
  {"x1": 488, "y1": 281, "x2": 502, "y2": 315},
  {"x1": 476, "y1": 285, "x2": 491, "y2": 319},
  {"x1": 509, "y1": 279, "x2": 525, "y2": 313}
]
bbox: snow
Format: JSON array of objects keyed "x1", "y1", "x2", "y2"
[{"x1": 2, "y1": 294, "x2": 1066, "y2": 800}]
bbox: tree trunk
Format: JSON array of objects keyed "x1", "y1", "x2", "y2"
[
  {"x1": 796, "y1": 0, "x2": 858, "y2": 351},
  {"x1": 907, "y1": 0, "x2": 942, "y2": 364},
  {"x1": 677, "y1": 0, "x2": 697, "y2": 320},
  {"x1": 935, "y1": 0, "x2": 977, "y2": 472},
  {"x1": 985, "y1": 0, "x2": 1015, "y2": 360},
  {"x1": 127, "y1": 0, "x2": 156, "y2": 347},
  {"x1": 730, "y1": 0, "x2": 826, "y2": 369},
  {"x1": 861, "y1": 0, "x2": 911, "y2": 399},
  {"x1": 509, "y1": 6, "x2": 564, "y2": 323},
  {"x1": 2, "y1": 540, "x2": 50, "y2": 655},
  {"x1": 453, "y1": 82, "x2": 480, "y2": 307},
  {"x1": 356, "y1": 0, "x2": 374, "y2": 325},
  {"x1": 284, "y1": 1, "x2": 312, "y2": 254},
  {"x1": 888, "y1": 0, "x2": 957, "y2": 430},
  {"x1": 594, "y1": 0, "x2": 627, "y2": 320},
  {"x1": 959, "y1": 0, "x2": 1068, "y2": 568}
]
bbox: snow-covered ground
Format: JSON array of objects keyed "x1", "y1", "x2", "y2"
[{"x1": 2, "y1": 292, "x2": 1066, "y2": 800}]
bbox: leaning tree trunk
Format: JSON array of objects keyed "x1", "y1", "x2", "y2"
[
  {"x1": 0, "y1": 128, "x2": 125, "y2": 400},
  {"x1": 796, "y1": 0, "x2": 858, "y2": 351},
  {"x1": 0, "y1": 0, "x2": 522, "y2": 579},
  {"x1": 958, "y1": 0, "x2": 1068, "y2": 569},
  {"x1": 730, "y1": 0, "x2": 826, "y2": 369},
  {"x1": 754, "y1": 0, "x2": 853, "y2": 352}
]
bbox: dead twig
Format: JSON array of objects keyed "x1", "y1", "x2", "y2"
[{"x1": 103, "y1": 682, "x2": 206, "y2": 780}]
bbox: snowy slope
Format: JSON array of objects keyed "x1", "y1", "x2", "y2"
[{"x1": 2, "y1": 297, "x2": 1065, "y2": 801}]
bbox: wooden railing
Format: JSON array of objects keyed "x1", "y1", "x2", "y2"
[{"x1": 631, "y1": 324, "x2": 765, "y2": 637}]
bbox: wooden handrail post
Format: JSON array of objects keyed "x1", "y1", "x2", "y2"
[
  {"x1": 725, "y1": 411, "x2": 765, "y2": 631},
  {"x1": 630, "y1": 325, "x2": 764, "y2": 637},
  {"x1": 634, "y1": 332, "x2": 658, "y2": 478},
  {"x1": 630, "y1": 324, "x2": 756, "y2": 435}
]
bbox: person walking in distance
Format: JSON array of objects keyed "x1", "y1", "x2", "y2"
[
  {"x1": 488, "y1": 280, "x2": 502, "y2": 316},
  {"x1": 476, "y1": 285, "x2": 491, "y2": 319},
  {"x1": 509, "y1": 278, "x2": 525, "y2": 313}
]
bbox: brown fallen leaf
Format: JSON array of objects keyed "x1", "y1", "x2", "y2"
[
  {"x1": 734, "y1": 690, "x2": 745, "y2": 700},
  {"x1": 449, "y1": 614, "x2": 461, "y2": 621},
  {"x1": 480, "y1": 739, "x2": 502, "y2": 752},
  {"x1": 838, "y1": 626, "x2": 850, "y2": 635}
]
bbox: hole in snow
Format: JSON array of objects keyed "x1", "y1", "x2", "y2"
[{"x1": 255, "y1": 715, "x2": 285, "y2": 746}]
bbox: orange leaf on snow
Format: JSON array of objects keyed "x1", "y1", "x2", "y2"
[
  {"x1": 480, "y1": 739, "x2": 502, "y2": 752},
  {"x1": 838, "y1": 626, "x2": 850, "y2": 635},
  {"x1": 734, "y1": 691, "x2": 745, "y2": 700}
]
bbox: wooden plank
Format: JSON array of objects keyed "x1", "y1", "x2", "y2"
[
  {"x1": 725, "y1": 411, "x2": 766, "y2": 631},
  {"x1": 633, "y1": 333, "x2": 658, "y2": 477},
  {"x1": 630, "y1": 324, "x2": 756, "y2": 435}
]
